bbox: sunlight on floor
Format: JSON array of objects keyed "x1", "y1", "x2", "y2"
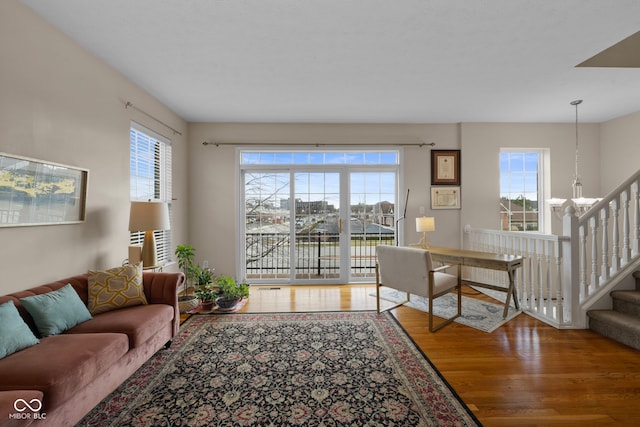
[{"x1": 242, "y1": 284, "x2": 380, "y2": 312}]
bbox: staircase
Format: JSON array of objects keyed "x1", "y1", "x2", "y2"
[{"x1": 587, "y1": 271, "x2": 640, "y2": 350}]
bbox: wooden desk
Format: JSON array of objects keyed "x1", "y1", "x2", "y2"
[{"x1": 415, "y1": 246, "x2": 523, "y2": 318}]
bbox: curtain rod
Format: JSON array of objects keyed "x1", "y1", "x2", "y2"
[
  {"x1": 202, "y1": 141, "x2": 436, "y2": 147},
  {"x1": 125, "y1": 102, "x2": 183, "y2": 136}
]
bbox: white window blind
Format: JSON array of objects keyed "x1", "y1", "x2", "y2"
[{"x1": 130, "y1": 122, "x2": 172, "y2": 264}]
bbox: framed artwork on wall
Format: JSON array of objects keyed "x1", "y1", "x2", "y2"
[
  {"x1": 0, "y1": 152, "x2": 88, "y2": 227},
  {"x1": 431, "y1": 186, "x2": 461, "y2": 210},
  {"x1": 431, "y1": 149, "x2": 460, "y2": 185}
]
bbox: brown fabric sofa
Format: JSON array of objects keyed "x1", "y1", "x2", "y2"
[{"x1": 0, "y1": 271, "x2": 184, "y2": 427}]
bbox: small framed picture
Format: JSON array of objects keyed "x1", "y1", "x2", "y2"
[
  {"x1": 431, "y1": 186, "x2": 461, "y2": 210},
  {"x1": 431, "y1": 150, "x2": 460, "y2": 185}
]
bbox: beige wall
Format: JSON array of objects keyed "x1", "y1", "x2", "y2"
[
  {"x1": 187, "y1": 121, "x2": 612, "y2": 278},
  {"x1": 460, "y1": 122, "x2": 601, "y2": 234},
  {"x1": 3, "y1": 1, "x2": 639, "y2": 289},
  {"x1": 0, "y1": 1, "x2": 188, "y2": 293},
  {"x1": 600, "y1": 110, "x2": 640, "y2": 193},
  {"x1": 187, "y1": 123, "x2": 460, "y2": 278}
]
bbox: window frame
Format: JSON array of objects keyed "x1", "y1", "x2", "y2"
[
  {"x1": 129, "y1": 121, "x2": 173, "y2": 264},
  {"x1": 238, "y1": 148, "x2": 402, "y2": 283},
  {"x1": 499, "y1": 148, "x2": 549, "y2": 233}
]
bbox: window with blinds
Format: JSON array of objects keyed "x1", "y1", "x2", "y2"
[{"x1": 130, "y1": 122, "x2": 172, "y2": 264}]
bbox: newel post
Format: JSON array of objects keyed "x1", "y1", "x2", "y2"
[{"x1": 561, "y1": 206, "x2": 582, "y2": 327}]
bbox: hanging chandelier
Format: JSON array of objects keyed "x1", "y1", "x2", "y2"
[{"x1": 548, "y1": 100, "x2": 601, "y2": 217}]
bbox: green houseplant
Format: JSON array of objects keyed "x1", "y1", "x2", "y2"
[
  {"x1": 215, "y1": 276, "x2": 249, "y2": 311},
  {"x1": 174, "y1": 244, "x2": 200, "y2": 312},
  {"x1": 194, "y1": 282, "x2": 217, "y2": 311},
  {"x1": 193, "y1": 266, "x2": 216, "y2": 310}
]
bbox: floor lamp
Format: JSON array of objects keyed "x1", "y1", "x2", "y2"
[
  {"x1": 416, "y1": 216, "x2": 435, "y2": 248},
  {"x1": 129, "y1": 201, "x2": 170, "y2": 268}
]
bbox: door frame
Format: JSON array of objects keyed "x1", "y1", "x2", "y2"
[{"x1": 237, "y1": 148, "x2": 402, "y2": 285}]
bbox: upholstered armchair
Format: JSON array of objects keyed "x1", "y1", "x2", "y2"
[{"x1": 375, "y1": 245, "x2": 461, "y2": 332}]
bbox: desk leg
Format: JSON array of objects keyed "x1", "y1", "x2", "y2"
[{"x1": 502, "y1": 268, "x2": 520, "y2": 318}]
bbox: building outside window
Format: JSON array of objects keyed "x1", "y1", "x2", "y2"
[
  {"x1": 499, "y1": 149, "x2": 547, "y2": 232},
  {"x1": 240, "y1": 149, "x2": 399, "y2": 284}
]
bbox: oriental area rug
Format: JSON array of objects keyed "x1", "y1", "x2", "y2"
[{"x1": 78, "y1": 312, "x2": 481, "y2": 427}]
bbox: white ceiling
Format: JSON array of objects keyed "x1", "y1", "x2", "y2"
[{"x1": 20, "y1": 0, "x2": 640, "y2": 123}]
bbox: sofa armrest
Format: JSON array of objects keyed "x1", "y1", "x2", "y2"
[
  {"x1": 142, "y1": 272, "x2": 185, "y2": 336},
  {"x1": 142, "y1": 272, "x2": 184, "y2": 304}
]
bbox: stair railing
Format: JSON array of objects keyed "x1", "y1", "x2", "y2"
[{"x1": 463, "y1": 169, "x2": 640, "y2": 328}]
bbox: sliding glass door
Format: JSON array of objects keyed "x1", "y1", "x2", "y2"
[
  {"x1": 349, "y1": 172, "x2": 397, "y2": 279},
  {"x1": 293, "y1": 171, "x2": 342, "y2": 281},
  {"x1": 244, "y1": 171, "x2": 291, "y2": 280},
  {"x1": 241, "y1": 150, "x2": 399, "y2": 284}
]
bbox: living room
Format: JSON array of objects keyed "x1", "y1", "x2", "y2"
[
  {"x1": 3, "y1": 1, "x2": 640, "y2": 425},
  {"x1": 2, "y1": 0, "x2": 640, "y2": 292}
]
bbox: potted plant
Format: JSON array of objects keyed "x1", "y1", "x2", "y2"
[
  {"x1": 175, "y1": 244, "x2": 200, "y2": 313},
  {"x1": 194, "y1": 266, "x2": 216, "y2": 311},
  {"x1": 195, "y1": 265, "x2": 214, "y2": 287},
  {"x1": 215, "y1": 275, "x2": 249, "y2": 311},
  {"x1": 195, "y1": 282, "x2": 217, "y2": 311}
]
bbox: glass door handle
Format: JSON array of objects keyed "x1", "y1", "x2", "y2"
[{"x1": 339, "y1": 218, "x2": 343, "y2": 233}]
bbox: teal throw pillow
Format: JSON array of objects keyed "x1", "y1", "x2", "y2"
[
  {"x1": 0, "y1": 300, "x2": 40, "y2": 359},
  {"x1": 20, "y1": 284, "x2": 92, "y2": 337}
]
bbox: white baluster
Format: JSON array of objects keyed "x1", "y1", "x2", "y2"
[
  {"x1": 579, "y1": 223, "x2": 588, "y2": 301},
  {"x1": 600, "y1": 207, "x2": 610, "y2": 282},
  {"x1": 634, "y1": 180, "x2": 640, "y2": 256},
  {"x1": 590, "y1": 216, "x2": 599, "y2": 291},
  {"x1": 554, "y1": 239, "x2": 564, "y2": 324},
  {"x1": 610, "y1": 197, "x2": 620, "y2": 273},
  {"x1": 518, "y1": 237, "x2": 536, "y2": 308},
  {"x1": 544, "y1": 240, "x2": 553, "y2": 315},
  {"x1": 537, "y1": 240, "x2": 544, "y2": 313},
  {"x1": 622, "y1": 188, "x2": 631, "y2": 264},
  {"x1": 529, "y1": 239, "x2": 536, "y2": 311}
]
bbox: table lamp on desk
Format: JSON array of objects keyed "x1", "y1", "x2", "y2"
[{"x1": 416, "y1": 216, "x2": 435, "y2": 248}]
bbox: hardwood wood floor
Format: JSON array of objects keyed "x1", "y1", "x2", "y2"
[{"x1": 185, "y1": 284, "x2": 640, "y2": 426}]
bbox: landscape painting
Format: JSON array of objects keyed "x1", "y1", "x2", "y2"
[{"x1": 0, "y1": 153, "x2": 87, "y2": 227}]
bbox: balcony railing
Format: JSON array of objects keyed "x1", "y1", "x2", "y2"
[{"x1": 245, "y1": 232, "x2": 395, "y2": 280}]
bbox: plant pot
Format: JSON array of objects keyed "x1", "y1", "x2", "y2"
[
  {"x1": 178, "y1": 295, "x2": 200, "y2": 313},
  {"x1": 216, "y1": 296, "x2": 242, "y2": 311},
  {"x1": 200, "y1": 300, "x2": 215, "y2": 312}
]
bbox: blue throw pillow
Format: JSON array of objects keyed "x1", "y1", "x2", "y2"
[
  {"x1": 20, "y1": 284, "x2": 92, "y2": 337},
  {"x1": 0, "y1": 300, "x2": 40, "y2": 359}
]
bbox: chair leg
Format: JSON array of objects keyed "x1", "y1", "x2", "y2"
[
  {"x1": 428, "y1": 267, "x2": 462, "y2": 332},
  {"x1": 457, "y1": 264, "x2": 462, "y2": 318},
  {"x1": 377, "y1": 287, "x2": 409, "y2": 313},
  {"x1": 376, "y1": 265, "x2": 409, "y2": 314},
  {"x1": 429, "y1": 301, "x2": 460, "y2": 332},
  {"x1": 376, "y1": 264, "x2": 381, "y2": 314},
  {"x1": 429, "y1": 290, "x2": 462, "y2": 332}
]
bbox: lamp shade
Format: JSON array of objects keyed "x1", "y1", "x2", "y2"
[
  {"x1": 129, "y1": 201, "x2": 170, "y2": 232},
  {"x1": 416, "y1": 216, "x2": 435, "y2": 232}
]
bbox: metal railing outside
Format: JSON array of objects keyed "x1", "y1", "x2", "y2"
[{"x1": 245, "y1": 232, "x2": 395, "y2": 279}]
